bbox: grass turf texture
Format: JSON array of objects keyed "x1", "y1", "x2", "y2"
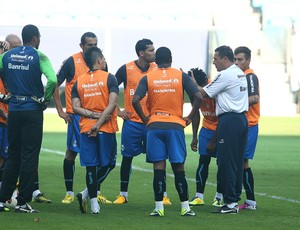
[{"x1": 1, "y1": 114, "x2": 300, "y2": 230}]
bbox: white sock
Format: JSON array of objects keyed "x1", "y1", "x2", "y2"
[
  {"x1": 246, "y1": 199, "x2": 256, "y2": 206},
  {"x1": 196, "y1": 193, "x2": 204, "y2": 200},
  {"x1": 120, "y1": 192, "x2": 128, "y2": 198},
  {"x1": 155, "y1": 201, "x2": 164, "y2": 211},
  {"x1": 181, "y1": 201, "x2": 190, "y2": 211},
  {"x1": 32, "y1": 190, "x2": 41, "y2": 197},
  {"x1": 66, "y1": 191, "x2": 74, "y2": 196},
  {"x1": 215, "y1": 192, "x2": 223, "y2": 200},
  {"x1": 83, "y1": 187, "x2": 89, "y2": 198},
  {"x1": 163, "y1": 192, "x2": 167, "y2": 197},
  {"x1": 227, "y1": 202, "x2": 238, "y2": 208}
]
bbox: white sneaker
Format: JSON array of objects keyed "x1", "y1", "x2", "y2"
[{"x1": 90, "y1": 198, "x2": 100, "y2": 214}]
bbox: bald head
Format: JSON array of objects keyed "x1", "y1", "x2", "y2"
[{"x1": 5, "y1": 34, "x2": 22, "y2": 49}]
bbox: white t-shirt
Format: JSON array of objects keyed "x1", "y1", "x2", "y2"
[{"x1": 203, "y1": 64, "x2": 248, "y2": 116}]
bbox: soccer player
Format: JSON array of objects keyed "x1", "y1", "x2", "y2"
[
  {"x1": 188, "y1": 68, "x2": 223, "y2": 207},
  {"x1": 4, "y1": 33, "x2": 51, "y2": 204},
  {"x1": 234, "y1": 46, "x2": 260, "y2": 210},
  {"x1": 0, "y1": 24, "x2": 57, "y2": 213},
  {"x1": 1, "y1": 33, "x2": 52, "y2": 203},
  {"x1": 132, "y1": 46, "x2": 202, "y2": 217},
  {"x1": 197, "y1": 45, "x2": 248, "y2": 214},
  {"x1": 0, "y1": 70, "x2": 8, "y2": 193},
  {"x1": 72, "y1": 47, "x2": 118, "y2": 214},
  {"x1": 0, "y1": 37, "x2": 13, "y2": 191},
  {"x1": 113, "y1": 39, "x2": 171, "y2": 205},
  {"x1": 54, "y1": 32, "x2": 112, "y2": 204}
]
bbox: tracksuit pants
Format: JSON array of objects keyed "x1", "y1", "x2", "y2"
[
  {"x1": 216, "y1": 112, "x2": 248, "y2": 204},
  {"x1": 0, "y1": 110, "x2": 43, "y2": 205}
]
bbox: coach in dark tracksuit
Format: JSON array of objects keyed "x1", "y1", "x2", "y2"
[
  {"x1": 0, "y1": 24, "x2": 57, "y2": 213},
  {"x1": 197, "y1": 45, "x2": 248, "y2": 214}
]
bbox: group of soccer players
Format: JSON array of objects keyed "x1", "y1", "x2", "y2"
[{"x1": 0, "y1": 26, "x2": 260, "y2": 215}]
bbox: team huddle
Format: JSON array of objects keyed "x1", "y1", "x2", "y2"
[{"x1": 0, "y1": 24, "x2": 260, "y2": 216}]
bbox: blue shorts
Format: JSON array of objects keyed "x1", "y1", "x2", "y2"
[
  {"x1": 146, "y1": 129, "x2": 186, "y2": 163},
  {"x1": 0, "y1": 124, "x2": 8, "y2": 159},
  {"x1": 121, "y1": 120, "x2": 147, "y2": 157},
  {"x1": 199, "y1": 127, "x2": 217, "y2": 157},
  {"x1": 67, "y1": 114, "x2": 80, "y2": 153},
  {"x1": 80, "y1": 132, "x2": 117, "y2": 167},
  {"x1": 244, "y1": 124, "x2": 258, "y2": 160}
]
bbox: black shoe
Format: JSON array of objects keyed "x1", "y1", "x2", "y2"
[
  {"x1": 212, "y1": 204, "x2": 239, "y2": 214},
  {"x1": 0, "y1": 202, "x2": 9, "y2": 212},
  {"x1": 76, "y1": 193, "x2": 87, "y2": 213},
  {"x1": 15, "y1": 203, "x2": 39, "y2": 213}
]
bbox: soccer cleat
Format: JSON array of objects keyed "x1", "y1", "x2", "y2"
[
  {"x1": 150, "y1": 209, "x2": 164, "y2": 217},
  {"x1": 212, "y1": 197, "x2": 223, "y2": 207},
  {"x1": 77, "y1": 192, "x2": 88, "y2": 213},
  {"x1": 181, "y1": 209, "x2": 196, "y2": 216},
  {"x1": 15, "y1": 203, "x2": 39, "y2": 213},
  {"x1": 239, "y1": 202, "x2": 257, "y2": 210},
  {"x1": 189, "y1": 196, "x2": 204, "y2": 206},
  {"x1": 91, "y1": 200, "x2": 100, "y2": 214},
  {"x1": 163, "y1": 196, "x2": 172, "y2": 205},
  {"x1": 33, "y1": 193, "x2": 52, "y2": 204},
  {"x1": 0, "y1": 202, "x2": 9, "y2": 212},
  {"x1": 61, "y1": 194, "x2": 74, "y2": 204},
  {"x1": 97, "y1": 194, "x2": 112, "y2": 204},
  {"x1": 92, "y1": 210, "x2": 100, "y2": 214},
  {"x1": 212, "y1": 204, "x2": 239, "y2": 214},
  {"x1": 113, "y1": 195, "x2": 128, "y2": 204}
]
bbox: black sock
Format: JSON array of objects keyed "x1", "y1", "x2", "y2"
[
  {"x1": 196, "y1": 155, "x2": 211, "y2": 193},
  {"x1": 174, "y1": 171, "x2": 188, "y2": 201},
  {"x1": 163, "y1": 171, "x2": 167, "y2": 195},
  {"x1": 0, "y1": 161, "x2": 4, "y2": 183},
  {"x1": 153, "y1": 169, "x2": 165, "y2": 201},
  {"x1": 33, "y1": 172, "x2": 39, "y2": 191},
  {"x1": 96, "y1": 165, "x2": 115, "y2": 191},
  {"x1": 216, "y1": 182, "x2": 222, "y2": 195},
  {"x1": 120, "y1": 157, "x2": 133, "y2": 192},
  {"x1": 86, "y1": 166, "x2": 97, "y2": 199},
  {"x1": 243, "y1": 167, "x2": 255, "y2": 201},
  {"x1": 63, "y1": 159, "x2": 75, "y2": 192},
  {"x1": 0, "y1": 170, "x2": 3, "y2": 183}
]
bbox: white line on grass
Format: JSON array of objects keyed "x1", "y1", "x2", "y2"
[{"x1": 41, "y1": 147, "x2": 300, "y2": 204}]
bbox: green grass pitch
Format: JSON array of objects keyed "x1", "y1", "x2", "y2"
[{"x1": 1, "y1": 114, "x2": 300, "y2": 230}]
